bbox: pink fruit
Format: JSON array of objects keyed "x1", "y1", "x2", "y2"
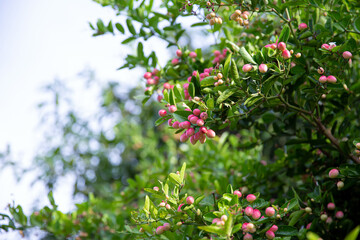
[
  {"x1": 177, "y1": 203, "x2": 184, "y2": 212},
  {"x1": 146, "y1": 78, "x2": 155, "y2": 85},
  {"x1": 185, "y1": 108, "x2": 192, "y2": 111},
  {"x1": 193, "y1": 109, "x2": 201, "y2": 116},
  {"x1": 329, "y1": 169, "x2": 339, "y2": 178},
  {"x1": 163, "y1": 223, "x2": 170, "y2": 230},
  {"x1": 169, "y1": 105, "x2": 177, "y2": 113},
  {"x1": 242, "y1": 222, "x2": 249, "y2": 232},
  {"x1": 176, "y1": 49, "x2": 182, "y2": 57},
  {"x1": 327, "y1": 202, "x2": 335, "y2": 210},
  {"x1": 152, "y1": 68, "x2": 159, "y2": 75},
  {"x1": 180, "y1": 121, "x2": 191, "y2": 129},
  {"x1": 186, "y1": 128, "x2": 195, "y2": 137},
  {"x1": 269, "y1": 225, "x2": 278, "y2": 232},
  {"x1": 246, "y1": 223, "x2": 255, "y2": 231},
  {"x1": 196, "y1": 119, "x2": 205, "y2": 126},
  {"x1": 317, "y1": 67, "x2": 324, "y2": 74},
  {"x1": 282, "y1": 50, "x2": 291, "y2": 59},
  {"x1": 278, "y1": 42, "x2": 286, "y2": 51},
  {"x1": 266, "y1": 230, "x2": 275, "y2": 239},
  {"x1": 190, "y1": 135, "x2": 198, "y2": 145},
  {"x1": 245, "y1": 206, "x2": 254, "y2": 216},
  {"x1": 259, "y1": 64, "x2": 268, "y2": 73},
  {"x1": 335, "y1": 211, "x2": 344, "y2": 219},
  {"x1": 233, "y1": 190, "x2": 242, "y2": 198},
  {"x1": 168, "y1": 119, "x2": 173, "y2": 127},
  {"x1": 190, "y1": 116, "x2": 199, "y2": 124},
  {"x1": 265, "y1": 207, "x2": 275, "y2": 217},
  {"x1": 189, "y1": 51, "x2": 197, "y2": 58},
  {"x1": 143, "y1": 72, "x2": 152, "y2": 79},
  {"x1": 212, "y1": 218, "x2": 220, "y2": 224},
  {"x1": 156, "y1": 226, "x2": 165, "y2": 235},
  {"x1": 214, "y1": 50, "x2": 221, "y2": 57},
  {"x1": 171, "y1": 58, "x2": 179, "y2": 65},
  {"x1": 342, "y1": 51, "x2": 352, "y2": 59},
  {"x1": 163, "y1": 83, "x2": 171, "y2": 89},
  {"x1": 327, "y1": 75, "x2": 337, "y2": 83},
  {"x1": 153, "y1": 186, "x2": 159, "y2": 191},
  {"x1": 180, "y1": 133, "x2": 189, "y2": 142},
  {"x1": 165, "y1": 204, "x2": 171, "y2": 209},
  {"x1": 242, "y1": 64, "x2": 253, "y2": 73},
  {"x1": 188, "y1": 114, "x2": 194, "y2": 121},
  {"x1": 246, "y1": 194, "x2": 257, "y2": 203},
  {"x1": 158, "y1": 109, "x2": 167, "y2": 117},
  {"x1": 321, "y1": 44, "x2": 330, "y2": 50},
  {"x1": 319, "y1": 76, "x2": 327, "y2": 83},
  {"x1": 194, "y1": 132, "x2": 201, "y2": 141},
  {"x1": 252, "y1": 209, "x2": 261, "y2": 220},
  {"x1": 186, "y1": 196, "x2": 194, "y2": 204},
  {"x1": 298, "y1": 23, "x2": 307, "y2": 30},
  {"x1": 199, "y1": 134, "x2": 206, "y2": 144},
  {"x1": 157, "y1": 95, "x2": 163, "y2": 102},
  {"x1": 172, "y1": 121, "x2": 180, "y2": 129},
  {"x1": 243, "y1": 233, "x2": 253, "y2": 240},
  {"x1": 200, "y1": 112, "x2": 208, "y2": 120}
]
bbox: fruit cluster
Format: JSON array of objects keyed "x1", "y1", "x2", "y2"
[
  {"x1": 230, "y1": 9, "x2": 250, "y2": 27},
  {"x1": 206, "y1": 12, "x2": 222, "y2": 25}
]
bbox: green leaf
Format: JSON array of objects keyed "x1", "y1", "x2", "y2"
[
  {"x1": 239, "y1": 47, "x2": 257, "y2": 65},
  {"x1": 180, "y1": 162, "x2": 186, "y2": 183},
  {"x1": 232, "y1": 223, "x2": 242, "y2": 234},
  {"x1": 354, "y1": 17, "x2": 360, "y2": 33},
  {"x1": 345, "y1": 226, "x2": 360, "y2": 240},
  {"x1": 307, "y1": 232, "x2": 321, "y2": 240},
  {"x1": 217, "y1": 89, "x2": 236, "y2": 104},
  {"x1": 278, "y1": 25, "x2": 290, "y2": 43},
  {"x1": 48, "y1": 191, "x2": 56, "y2": 207},
  {"x1": 122, "y1": 37, "x2": 136, "y2": 44},
  {"x1": 223, "y1": 53, "x2": 232, "y2": 80},
  {"x1": 191, "y1": 22, "x2": 208, "y2": 27},
  {"x1": 276, "y1": 225, "x2": 298, "y2": 236},
  {"x1": 155, "y1": 117, "x2": 169, "y2": 126},
  {"x1": 289, "y1": 210, "x2": 305, "y2": 226},
  {"x1": 169, "y1": 89, "x2": 176, "y2": 105},
  {"x1": 224, "y1": 214, "x2": 233, "y2": 237},
  {"x1": 144, "y1": 195, "x2": 150, "y2": 214},
  {"x1": 201, "y1": 76, "x2": 216, "y2": 87},
  {"x1": 230, "y1": 59, "x2": 240, "y2": 85},
  {"x1": 137, "y1": 42, "x2": 144, "y2": 58},
  {"x1": 188, "y1": 82, "x2": 195, "y2": 98},
  {"x1": 173, "y1": 111, "x2": 192, "y2": 123},
  {"x1": 174, "y1": 84, "x2": 183, "y2": 100},
  {"x1": 207, "y1": 97, "x2": 215, "y2": 110},
  {"x1": 169, "y1": 173, "x2": 182, "y2": 185},
  {"x1": 191, "y1": 75, "x2": 201, "y2": 96},
  {"x1": 126, "y1": 19, "x2": 136, "y2": 35},
  {"x1": 198, "y1": 225, "x2": 225, "y2": 236}
]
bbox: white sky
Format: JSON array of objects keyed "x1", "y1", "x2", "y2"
[{"x1": 0, "y1": 0, "x2": 211, "y2": 238}]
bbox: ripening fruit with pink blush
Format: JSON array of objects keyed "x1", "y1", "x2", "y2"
[
  {"x1": 158, "y1": 109, "x2": 167, "y2": 117},
  {"x1": 176, "y1": 49, "x2": 182, "y2": 57},
  {"x1": 214, "y1": 50, "x2": 221, "y2": 57},
  {"x1": 165, "y1": 204, "x2": 171, "y2": 210},
  {"x1": 156, "y1": 226, "x2": 165, "y2": 235},
  {"x1": 265, "y1": 207, "x2": 275, "y2": 217},
  {"x1": 144, "y1": 72, "x2": 152, "y2": 79},
  {"x1": 234, "y1": 190, "x2": 242, "y2": 197},
  {"x1": 298, "y1": 23, "x2": 307, "y2": 30},
  {"x1": 177, "y1": 203, "x2": 184, "y2": 212},
  {"x1": 190, "y1": 135, "x2": 197, "y2": 145},
  {"x1": 212, "y1": 218, "x2": 220, "y2": 224},
  {"x1": 327, "y1": 202, "x2": 335, "y2": 210},
  {"x1": 168, "y1": 119, "x2": 173, "y2": 127},
  {"x1": 252, "y1": 209, "x2": 261, "y2": 220},
  {"x1": 242, "y1": 64, "x2": 253, "y2": 73},
  {"x1": 163, "y1": 83, "x2": 171, "y2": 89},
  {"x1": 199, "y1": 126, "x2": 208, "y2": 134},
  {"x1": 319, "y1": 76, "x2": 327, "y2": 83},
  {"x1": 278, "y1": 42, "x2": 286, "y2": 51},
  {"x1": 327, "y1": 75, "x2": 337, "y2": 83},
  {"x1": 199, "y1": 134, "x2": 206, "y2": 144},
  {"x1": 157, "y1": 95, "x2": 163, "y2": 102},
  {"x1": 259, "y1": 64, "x2": 268, "y2": 73},
  {"x1": 342, "y1": 51, "x2": 352, "y2": 59},
  {"x1": 193, "y1": 108, "x2": 201, "y2": 116},
  {"x1": 329, "y1": 169, "x2": 339, "y2": 178},
  {"x1": 186, "y1": 196, "x2": 194, "y2": 204},
  {"x1": 186, "y1": 128, "x2": 195, "y2": 137},
  {"x1": 172, "y1": 121, "x2": 180, "y2": 129},
  {"x1": 246, "y1": 194, "x2": 256, "y2": 202},
  {"x1": 168, "y1": 105, "x2": 177, "y2": 113},
  {"x1": 269, "y1": 225, "x2": 278, "y2": 232},
  {"x1": 196, "y1": 119, "x2": 205, "y2": 126},
  {"x1": 187, "y1": 114, "x2": 194, "y2": 121},
  {"x1": 337, "y1": 181, "x2": 344, "y2": 189},
  {"x1": 194, "y1": 132, "x2": 201, "y2": 141},
  {"x1": 245, "y1": 206, "x2": 254, "y2": 216},
  {"x1": 282, "y1": 50, "x2": 291, "y2": 59},
  {"x1": 200, "y1": 112, "x2": 208, "y2": 120},
  {"x1": 153, "y1": 186, "x2": 159, "y2": 191},
  {"x1": 321, "y1": 43, "x2": 330, "y2": 50},
  {"x1": 266, "y1": 230, "x2": 275, "y2": 239},
  {"x1": 189, "y1": 51, "x2": 197, "y2": 58},
  {"x1": 171, "y1": 58, "x2": 179, "y2": 65},
  {"x1": 180, "y1": 133, "x2": 189, "y2": 142},
  {"x1": 182, "y1": 121, "x2": 191, "y2": 129},
  {"x1": 163, "y1": 223, "x2": 170, "y2": 230},
  {"x1": 204, "y1": 129, "x2": 214, "y2": 138},
  {"x1": 190, "y1": 116, "x2": 199, "y2": 125},
  {"x1": 246, "y1": 223, "x2": 255, "y2": 231},
  {"x1": 335, "y1": 211, "x2": 344, "y2": 219},
  {"x1": 242, "y1": 223, "x2": 249, "y2": 232},
  {"x1": 318, "y1": 67, "x2": 324, "y2": 74},
  {"x1": 243, "y1": 233, "x2": 253, "y2": 240}
]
